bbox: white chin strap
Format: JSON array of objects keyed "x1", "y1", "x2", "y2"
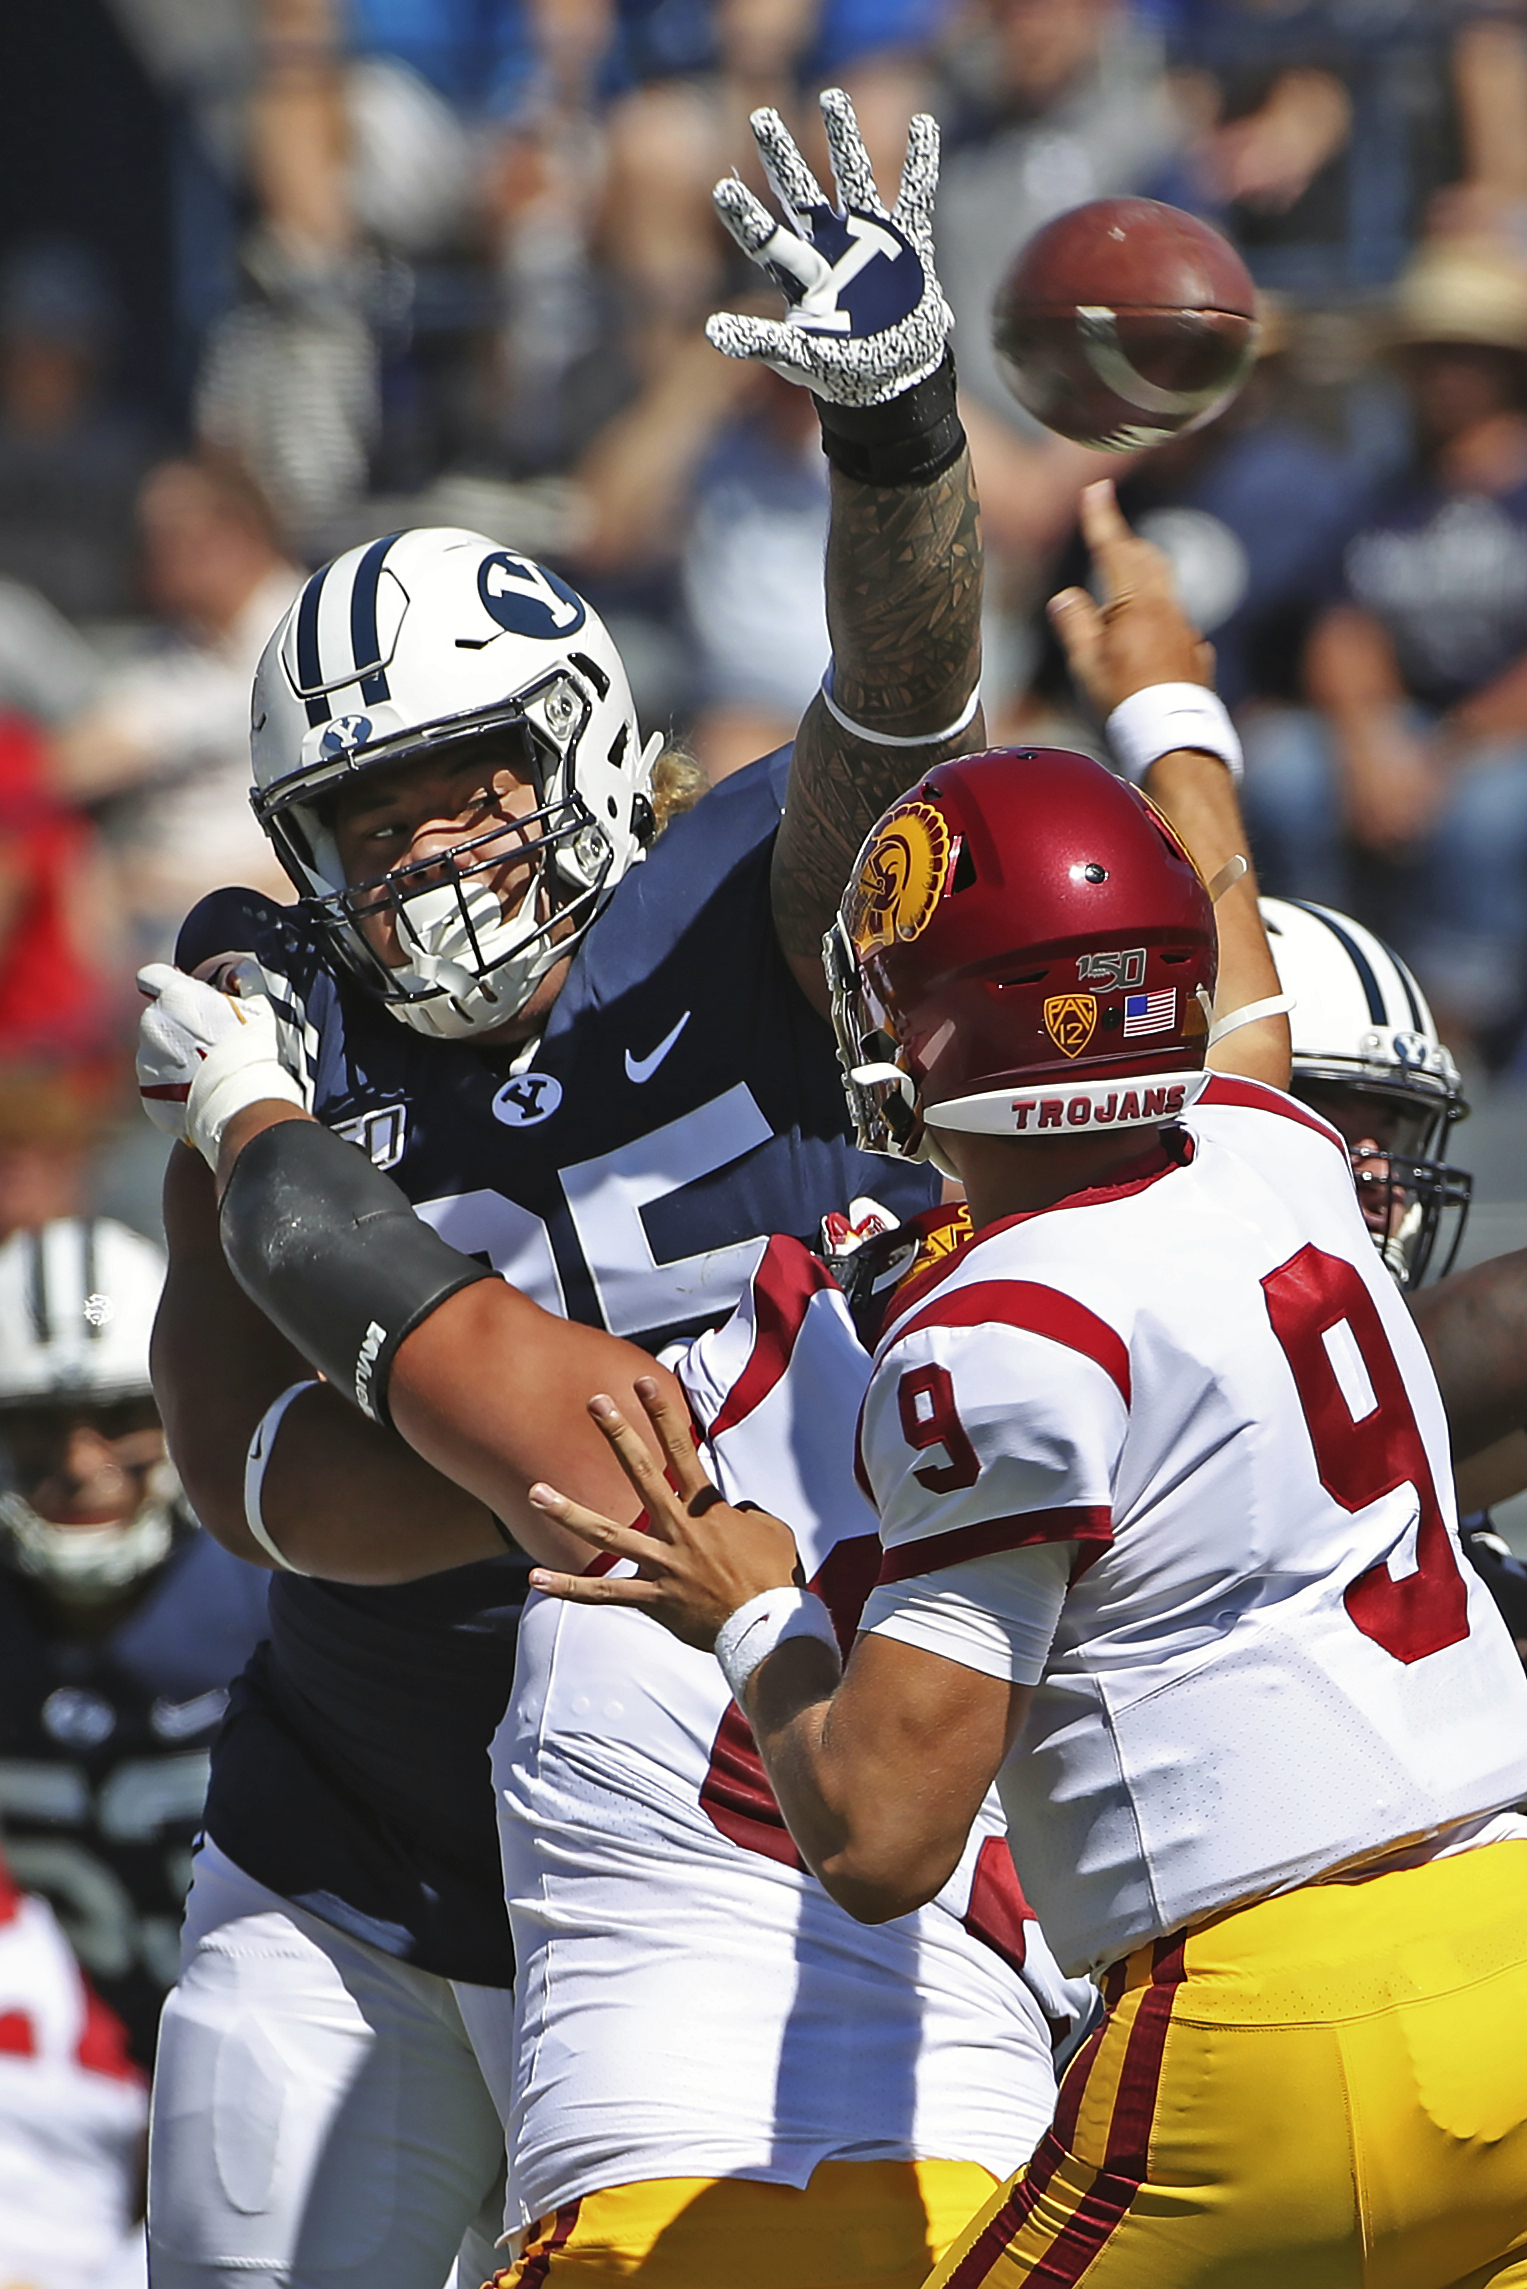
[{"x1": 385, "y1": 878, "x2": 562, "y2": 1041}]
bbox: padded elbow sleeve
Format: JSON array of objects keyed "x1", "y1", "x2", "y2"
[{"x1": 219, "y1": 1120, "x2": 497, "y2": 1426}]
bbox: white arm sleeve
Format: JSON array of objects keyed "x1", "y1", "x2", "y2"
[{"x1": 860, "y1": 1543, "x2": 1072, "y2": 1685}]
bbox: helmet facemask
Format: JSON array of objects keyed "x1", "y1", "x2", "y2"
[
  {"x1": 1298, "y1": 1077, "x2": 1471, "y2": 1289},
  {"x1": 259, "y1": 670, "x2": 657, "y2": 1041},
  {"x1": 0, "y1": 1394, "x2": 181, "y2": 1608},
  {"x1": 825, "y1": 915, "x2": 929, "y2": 1164}
]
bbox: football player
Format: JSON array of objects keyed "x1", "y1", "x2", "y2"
[
  {"x1": 136, "y1": 482, "x2": 1284, "y2": 2285},
  {"x1": 1260, "y1": 899, "x2": 1527, "y2": 1656},
  {"x1": 153, "y1": 1082, "x2": 1097, "y2": 2288},
  {"x1": 135, "y1": 91, "x2": 1020, "y2": 2289},
  {"x1": 524, "y1": 746, "x2": 1527, "y2": 2286},
  {"x1": 0, "y1": 1840, "x2": 149, "y2": 2289},
  {"x1": 0, "y1": 1217, "x2": 269, "y2": 2069}
]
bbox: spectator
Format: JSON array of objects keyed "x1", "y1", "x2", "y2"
[
  {"x1": 1034, "y1": 318, "x2": 1376, "y2": 720},
  {"x1": 0, "y1": 713, "x2": 122, "y2": 1077},
  {"x1": 0, "y1": 240, "x2": 154, "y2": 622},
  {"x1": 0, "y1": 1843, "x2": 148, "y2": 2289},
  {"x1": 1241, "y1": 239, "x2": 1527, "y2": 1058},
  {"x1": 48, "y1": 457, "x2": 300, "y2": 965},
  {"x1": 1160, "y1": 1, "x2": 1527, "y2": 297},
  {"x1": 931, "y1": 0, "x2": 1184, "y2": 717},
  {"x1": 935, "y1": 0, "x2": 1181, "y2": 433},
  {"x1": 0, "y1": 1074, "x2": 100, "y2": 1244},
  {"x1": 570, "y1": 336, "x2": 829, "y2": 779}
]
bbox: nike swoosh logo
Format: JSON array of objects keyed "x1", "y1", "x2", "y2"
[{"x1": 625, "y1": 1011, "x2": 691, "y2": 1084}]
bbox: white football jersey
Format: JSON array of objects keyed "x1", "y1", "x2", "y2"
[
  {"x1": 494, "y1": 1238, "x2": 1095, "y2": 2228},
  {"x1": 860, "y1": 1077, "x2": 1527, "y2": 1978},
  {"x1": 0, "y1": 1864, "x2": 148, "y2": 2289}
]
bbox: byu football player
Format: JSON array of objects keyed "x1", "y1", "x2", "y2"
[
  {"x1": 141, "y1": 91, "x2": 997, "y2": 2289},
  {"x1": 0, "y1": 1218, "x2": 268, "y2": 2068}
]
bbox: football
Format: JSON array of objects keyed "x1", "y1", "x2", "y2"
[{"x1": 992, "y1": 197, "x2": 1259, "y2": 451}]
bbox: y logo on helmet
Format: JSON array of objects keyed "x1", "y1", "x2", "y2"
[
  {"x1": 478, "y1": 554, "x2": 586, "y2": 641},
  {"x1": 320, "y1": 715, "x2": 372, "y2": 757},
  {"x1": 1044, "y1": 995, "x2": 1098, "y2": 1058},
  {"x1": 848, "y1": 801, "x2": 952, "y2": 956}
]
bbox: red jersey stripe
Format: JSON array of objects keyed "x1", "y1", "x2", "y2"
[
  {"x1": 879, "y1": 1280, "x2": 1131, "y2": 1405},
  {"x1": 1198, "y1": 1072, "x2": 1347, "y2": 1157},
  {"x1": 877, "y1": 1506, "x2": 1112, "y2": 1585},
  {"x1": 703, "y1": 1236, "x2": 838, "y2": 1442}
]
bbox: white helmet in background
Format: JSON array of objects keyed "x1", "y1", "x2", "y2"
[
  {"x1": 0, "y1": 1218, "x2": 183, "y2": 1604},
  {"x1": 1261, "y1": 897, "x2": 1470, "y2": 1286},
  {"x1": 250, "y1": 527, "x2": 662, "y2": 1040}
]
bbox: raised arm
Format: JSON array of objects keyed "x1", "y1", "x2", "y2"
[
  {"x1": 1050, "y1": 482, "x2": 1291, "y2": 1090},
  {"x1": 694, "y1": 91, "x2": 984, "y2": 1007}
]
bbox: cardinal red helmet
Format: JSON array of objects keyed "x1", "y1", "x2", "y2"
[{"x1": 825, "y1": 747, "x2": 1218, "y2": 1167}]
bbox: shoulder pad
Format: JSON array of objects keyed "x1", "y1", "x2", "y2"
[{"x1": 175, "y1": 886, "x2": 293, "y2": 975}]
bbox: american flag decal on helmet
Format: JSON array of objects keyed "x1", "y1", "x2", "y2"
[{"x1": 1122, "y1": 989, "x2": 1176, "y2": 1038}]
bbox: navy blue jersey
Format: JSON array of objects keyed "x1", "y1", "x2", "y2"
[
  {"x1": 0, "y1": 1523, "x2": 270, "y2": 2065},
  {"x1": 179, "y1": 750, "x2": 936, "y2": 1985}
]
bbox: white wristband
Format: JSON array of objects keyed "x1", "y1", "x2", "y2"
[
  {"x1": 714, "y1": 1587, "x2": 840, "y2": 1705},
  {"x1": 1106, "y1": 682, "x2": 1243, "y2": 786},
  {"x1": 186, "y1": 1041, "x2": 304, "y2": 1170},
  {"x1": 243, "y1": 1380, "x2": 318, "y2": 1573},
  {"x1": 821, "y1": 668, "x2": 981, "y2": 750}
]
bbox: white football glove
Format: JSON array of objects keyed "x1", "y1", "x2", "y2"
[
  {"x1": 138, "y1": 960, "x2": 305, "y2": 1169},
  {"x1": 707, "y1": 88, "x2": 951, "y2": 408}
]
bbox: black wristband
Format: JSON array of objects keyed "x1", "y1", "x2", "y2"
[
  {"x1": 813, "y1": 349, "x2": 964, "y2": 488},
  {"x1": 220, "y1": 1120, "x2": 497, "y2": 1429}
]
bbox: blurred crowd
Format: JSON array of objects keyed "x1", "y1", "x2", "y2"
[{"x1": 7, "y1": 0, "x2": 1527, "y2": 2264}]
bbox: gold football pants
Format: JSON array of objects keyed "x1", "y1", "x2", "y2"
[
  {"x1": 927, "y1": 1839, "x2": 1527, "y2": 2288},
  {"x1": 497, "y1": 2158, "x2": 998, "y2": 2287}
]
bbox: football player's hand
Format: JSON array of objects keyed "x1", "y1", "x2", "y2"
[
  {"x1": 706, "y1": 89, "x2": 950, "y2": 407},
  {"x1": 137, "y1": 960, "x2": 304, "y2": 1168},
  {"x1": 525, "y1": 1378, "x2": 802, "y2": 1654},
  {"x1": 1049, "y1": 480, "x2": 1216, "y2": 715}
]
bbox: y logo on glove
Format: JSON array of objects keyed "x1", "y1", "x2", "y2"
[{"x1": 780, "y1": 212, "x2": 922, "y2": 337}]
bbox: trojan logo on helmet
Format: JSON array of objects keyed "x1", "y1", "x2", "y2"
[
  {"x1": 845, "y1": 798, "x2": 952, "y2": 955},
  {"x1": 825, "y1": 746, "x2": 1218, "y2": 1173}
]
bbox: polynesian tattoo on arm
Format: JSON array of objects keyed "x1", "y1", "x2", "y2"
[{"x1": 771, "y1": 447, "x2": 985, "y2": 986}]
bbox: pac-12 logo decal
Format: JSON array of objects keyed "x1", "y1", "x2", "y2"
[
  {"x1": 847, "y1": 800, "x2": 951, "y2": 957},
  {"x1": 319, "y1": 714, "x2": 372, "y2": 757},
  {"x1": 1044, "y1": 994, "x2": 1098, "y2": 1058},
  {"x1": 478, "y1": 553, "x2": 586, "y2": 641},
  {"x1": 491, "y1": 1072, "x2": 564, "y2": 1128}
]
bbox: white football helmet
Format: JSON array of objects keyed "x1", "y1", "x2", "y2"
[
  {"x1": 0, "y1": 1218, "x2": 183, "y2": 1603},
  {"x1": 1261, "y1": 898, "x2": 1470, "y2": 1287},
  {"x1": 250, "y1": 527, "x2": 662, "y2": 1039}
]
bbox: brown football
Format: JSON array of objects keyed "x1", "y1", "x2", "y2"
[{"x1": 992, "y1": 198, "x2": 1259, "y2": 451}]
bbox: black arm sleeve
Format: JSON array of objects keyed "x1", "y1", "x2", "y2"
[{"x1": 219, "y1": 1120, "x2": 497, "y2": 1427}]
